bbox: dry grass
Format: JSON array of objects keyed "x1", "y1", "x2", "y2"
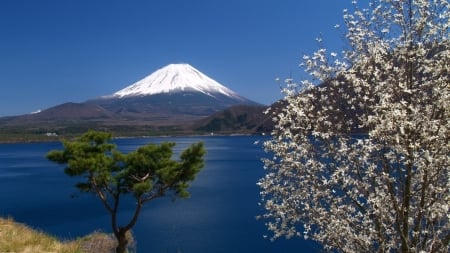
[{"x1": 0, "y1": 217, "x2": 128, "y2": 253}]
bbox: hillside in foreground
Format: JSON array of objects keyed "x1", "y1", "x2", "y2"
[{"x1": 0, "y1": 217, "x2": 126, "y2": 253}]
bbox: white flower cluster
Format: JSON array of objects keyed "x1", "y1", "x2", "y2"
[{"x1": 258, "y1": 0, "x2": 449, "y2": 252}]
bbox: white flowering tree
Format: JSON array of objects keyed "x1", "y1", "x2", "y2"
[{"x1": 258, "y1": 0, "x2": 449, "y2": 252}]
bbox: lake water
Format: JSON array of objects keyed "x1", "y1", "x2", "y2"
[{"x1": 0, "y1": 135, "x2": 320, "y2": 252}]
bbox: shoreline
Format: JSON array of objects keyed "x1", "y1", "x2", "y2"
[{"x1": 0, "y1": 132, "x2": 264, "y2": 144}]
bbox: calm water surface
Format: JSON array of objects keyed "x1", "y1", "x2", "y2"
[{"x1": 0, "y1": 136, "x2": 320, "y2": 252}]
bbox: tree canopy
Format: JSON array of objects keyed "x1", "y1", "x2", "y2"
[
  {"x1": 258, "y1": 0, "x2": 449, "y2": 252},
  {"x1": 47, "y1": 130, "x2": 206, "y2": 253}
]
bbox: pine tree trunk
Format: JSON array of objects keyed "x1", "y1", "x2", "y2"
[{"x1": 115, "y1": 229, "x2": 128, "y2": 253}]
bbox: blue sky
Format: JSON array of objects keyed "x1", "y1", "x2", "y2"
[{"x1": 0, "y1": 0, "x2": 355, "y2": 116}]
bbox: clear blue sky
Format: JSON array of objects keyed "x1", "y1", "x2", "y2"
[{"x1": 0, "y1": 0, "x2": 355, "y2": 116}]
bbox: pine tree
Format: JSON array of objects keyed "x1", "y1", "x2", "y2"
[{"x1": 47, "y1": 130, "x2": 205, "y2": 253}]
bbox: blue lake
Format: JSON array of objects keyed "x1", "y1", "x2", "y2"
[{"x1": 0, "y1": 135, "x2": 320, "y2": 252}]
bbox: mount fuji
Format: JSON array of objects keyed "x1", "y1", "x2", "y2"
[
  {"x1": 89, "y1": 63, "x2": 260, "y2": 119},
  {"x1": 110, "y1": 63, "x2": 244, "y2": 100},
  {"x1": 0, "y1": 63, "x2": 266, "y2": 139}
]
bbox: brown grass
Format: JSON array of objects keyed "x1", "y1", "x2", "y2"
[{"x1": 0, "y1": 217, "x2": 125, "y2": 253}]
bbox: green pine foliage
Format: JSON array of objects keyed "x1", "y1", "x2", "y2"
[{"x1": 47, "y1": 130, "x2": 206, "y2": 253}]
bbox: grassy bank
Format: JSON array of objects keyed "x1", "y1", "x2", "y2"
[{"x1": 0, "y1": 217, "x2": 120, "y2": 253}]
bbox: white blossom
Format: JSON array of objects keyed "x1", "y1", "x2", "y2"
[{"x1": 259, "y1": 0, "x2": 450, "y2": 252}]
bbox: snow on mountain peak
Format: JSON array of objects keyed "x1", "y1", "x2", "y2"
[{"x1": 112, "y1": 63, "x2": 242, "y2": 99}]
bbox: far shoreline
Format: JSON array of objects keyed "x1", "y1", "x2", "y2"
[{"x1": 0, "y1": 131, "x2": 265, "y2": 144}]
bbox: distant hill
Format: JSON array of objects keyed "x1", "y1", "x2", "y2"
[{"x1": 193, "y1": 105, "x2": 273, "y2": 134}]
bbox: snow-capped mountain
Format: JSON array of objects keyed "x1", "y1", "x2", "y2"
[
  {"x1": 110, "y1": 63, "x2": 243, "y2": 100},
  {"x1": 89, "y1": 63, "x2": 260, "y2": 119},
  {"x1": 2, "y1": 63, "x2": 262, "y2": 135}
]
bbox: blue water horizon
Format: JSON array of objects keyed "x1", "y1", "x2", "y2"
[{"x1": 0, "y1": 135, "x2": 320, "y2": 252}]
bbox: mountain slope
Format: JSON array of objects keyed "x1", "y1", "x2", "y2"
[
  {"x1": 193, "y1": 105, "x2": 274, "y2": 134},
  {"x1": 109, "y1": 63, "x2": 245, "y2": 100},
  {"x1": 16, "y1": 102, "x2": 112, "y2": 121},
  {"x1": 90, "y1": 63, "x2": 260, "y2": 117}
]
